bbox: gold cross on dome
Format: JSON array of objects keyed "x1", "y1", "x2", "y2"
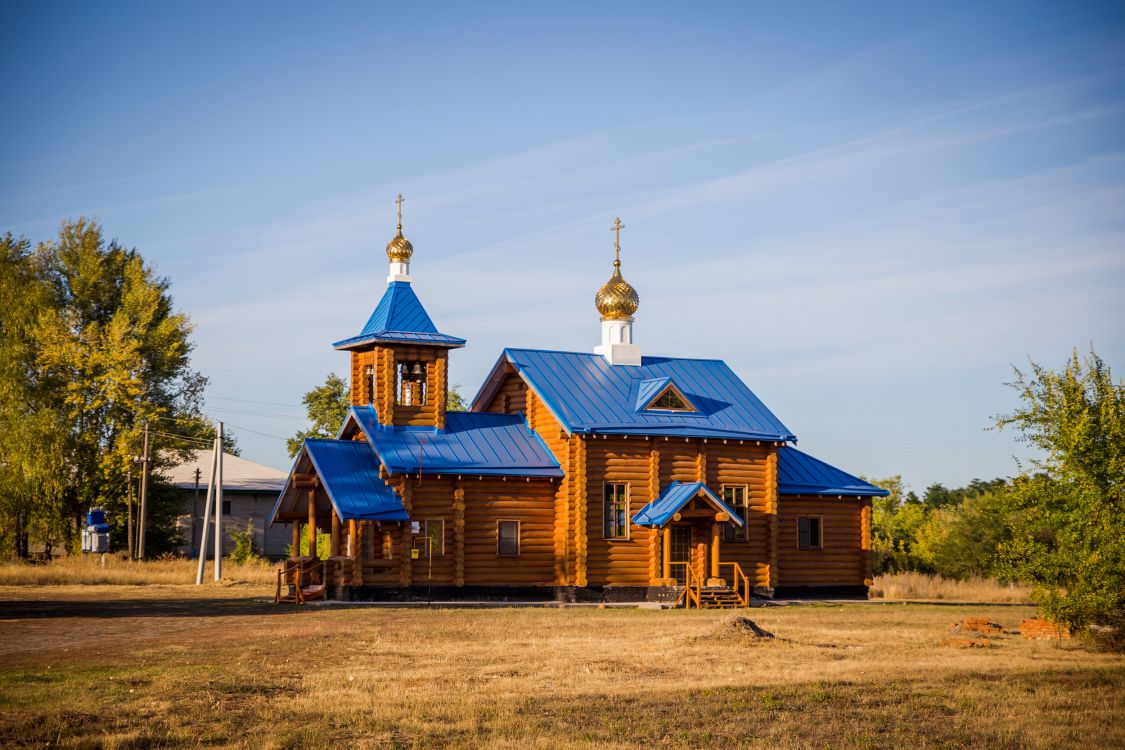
[
  {"x1": 611, "y1": 217, "x2": 624, "y2": 266},
  {"x1": 395, "y1": 193, "x2": 405, "y2": 230}
]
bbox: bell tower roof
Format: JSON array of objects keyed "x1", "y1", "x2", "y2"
[{"x1": 332, "y1": 282, "x2": 466, "y2": 351}]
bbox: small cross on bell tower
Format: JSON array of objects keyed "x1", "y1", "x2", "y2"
[{"x1": 386, "y1": 193, "x2": 414, "y2": 283}]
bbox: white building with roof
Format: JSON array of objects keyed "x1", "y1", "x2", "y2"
[{"x1": 166, "y1": 449, "x2": 289, "y2": 558}]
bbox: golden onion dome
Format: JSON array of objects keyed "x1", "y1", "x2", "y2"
[
  {"x1": 386, "y1": 230, "x2": 413, "y2": 262},
  {"x1": 595, "y1": 266, "x2": 640, "y2": 320},
  {"x1": 595, "y1": 217, "x2": 638, "y2": 320},
  {"x1": 386, "y1": 192, "x2": 414, "y2": 262}
]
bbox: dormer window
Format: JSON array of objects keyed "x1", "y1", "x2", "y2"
[
  {"x1": 649, "y1": 387, "x2": 690, "y2": 411},
  {"x1": 397, "y1": 361, "x2": 427, "y2": 406},
  {"x1": 637, "y1": 377, "x2": 697, "y2": 413}
]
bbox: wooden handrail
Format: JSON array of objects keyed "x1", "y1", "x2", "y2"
[
  {"x1": 718, "y1": 561, "x2": 751, "y2": 607},
  {"x1": 670, "y1": 562, "x2": 702, "y2": 609}
]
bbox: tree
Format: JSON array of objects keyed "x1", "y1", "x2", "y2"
[
  {"x1": 868, "y1": 475, "x2": 927, "y2": 574},
  {"x1": 912, "y1": 488, "x2": 1011, "y2": 579},
  {"x1": 447, "y1": 384, "x2": 467, "y2": 411},
  {"x1": 287, "y1": 373, "x2": 350, "y2": 458},
  {"x1": 993, "y1": 347, "x2": 1125, "y2": 633},
  {"x1": 287, "y1": 377, "x2": 471, "y2": 457},
  {"x1": 0, "y1": 220, "x2": 214, "y2": 557}
]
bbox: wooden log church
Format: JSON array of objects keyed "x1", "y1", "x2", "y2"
[{"x1": 269, "y1": 198, "x2": 887, "y2": 605}]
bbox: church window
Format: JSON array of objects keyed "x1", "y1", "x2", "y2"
[
  {"x1": 798, "y1": 516, "x2": 823, "y2": 550},
  {"x1": 424, "y1": 519, "x2": 444, "y2": 557},
  {"x1": 722, "y1": 485, "x2": 748, "y2": 542},
  {"x1": 361, "y1": 523, "x2": 373, "y2": 560},
  {"x1": 603, "y1": 482, "x2": 630, "y2": 539},
  {"x1": 497, "y1": 520, "x2": 520, "y2": 556},
  {"x1": 647, "y1": 385, "x2": 693, "y2": 411},
  {"x1": 396, "y1": 361, "x2": 428, "y2": 406}
]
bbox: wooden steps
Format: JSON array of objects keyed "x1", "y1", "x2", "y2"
[{"x1": 681, "y1": 586, "x2": 745, "y2": 609}]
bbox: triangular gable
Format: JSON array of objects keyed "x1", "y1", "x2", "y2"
[
  {"x1": 632, "y1": 481, "x2": 745, "y2": 528},
  {"x1": 635, "y1": 376, "x2": 696, "y2": 413}
]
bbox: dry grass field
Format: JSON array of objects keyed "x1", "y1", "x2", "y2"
[
  {"x1": 0, "y1": 555, "x2": 276, "y2": 586},
  {"x1": 870, "y1": 572, "x2": 1033, "y2": 603},
  {"x1": 1, "y1": 583, "x2": 1122, "y2": 749}
]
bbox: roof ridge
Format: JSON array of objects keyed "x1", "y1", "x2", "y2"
[{"x1": 502, "y1": 346, "x2": 728, "y2": 363}]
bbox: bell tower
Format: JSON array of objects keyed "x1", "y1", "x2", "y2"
[{"x1": 332, "y1": 194, "x2": 466, "y2": 429}]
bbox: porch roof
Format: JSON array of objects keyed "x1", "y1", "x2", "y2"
[
  {"x1": 631, "y1": 481, "x2": 745, "y2": 528},
  {"x1": 270, "y1": 439, "x2": 409, "y2": 524}
]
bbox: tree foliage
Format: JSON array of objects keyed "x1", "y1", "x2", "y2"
[
  {"x1": 868, "y1": 474, "x2": 1012, "y2": 578},
  {"x1": 993, "y1": 348, "x2": 1125, "y2": 632},
  {"x1": 286, "y1": 374, "x2": 351, "y2": 458},
  {"x1": 0, "y1": 220, "x2": 215, "y2": 557}
]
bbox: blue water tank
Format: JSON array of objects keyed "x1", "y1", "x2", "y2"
[{"x1": 86, "y1": 509, "x2": 106, "y2": 526}]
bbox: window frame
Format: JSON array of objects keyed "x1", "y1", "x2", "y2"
[
  {"x1": 602, "y1": 482, "x2": 631, "y2": 540},
  {"x1": 797, "y1": 515, "x2": 824, "y2": 551},
  {"x1": 423, "y1": 519, "x2": 445, "y2": 557},
  {"x1": 721, "y1": 484, "x2": 749, "y2": 542},
  {"x1": 643, "y1": 384, "x2": 695, "y2": 413},
  {"x1": 221, "y1": 499, "x2": 232, "y2": 516},
  {"x1": 497, "y1": 519, "x2": 521, "y2": 557}
]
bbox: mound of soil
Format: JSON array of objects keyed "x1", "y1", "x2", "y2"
[{"x1": 712, "y1": 615, "x2": 775, "y2": 640}]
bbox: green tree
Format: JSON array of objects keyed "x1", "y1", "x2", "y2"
[
  {"x1": 868, "y1": 475, "x2": 928, "y2": 574},
  {"x1": 287, "y1": 373, "x2": 351, "y2": 458},
  {"x1": 993, "y1": 347, "x2": 1125, "y2": 633},
  {"x1": 0, "y1": 220, "x2": 214, "y2": 557},
  {"x1": 287, "y1": 377, "x2": 472, "y2": 457},
  {"x1": 913, "y1": 487, "x2": 1011, "y2": 579},
  {"x1": 447, "y1": 383, "x2": 467, "y2": 411}
]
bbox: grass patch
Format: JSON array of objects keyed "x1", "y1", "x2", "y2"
[
  {"x1": 0, "y1": 555, "x2": 276, "y2": 586},
  {"x1": 871, "y1": 571, "x2": 1033, "y2": 603},
  {"x1": 0, "y1": 590, "x2": 1120, "y2": 748}
]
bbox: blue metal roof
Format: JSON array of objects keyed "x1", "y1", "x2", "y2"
[
  {"x1": 474, "y1": 348, "x2": 796, "y2": 441},
  {"x1": 349, "y1": 405, "x2": 563, "y2": 478},
  {"x1": 632, "y1": 481, "x2": 745, "y2": 527},
  {"x1": 778, "y1": 446, "x2": 888, "y2": 497},
  {"x1": 301, "y1": 439, "x2": 409, "y2": 521},
  {"x1": 333, "y1": 281, "x2": 466, "y2": 350}
]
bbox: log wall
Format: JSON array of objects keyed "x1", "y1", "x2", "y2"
[
  {"x1": 462, "y1": 477, "x2": 558, "y2": 585},
  {"x1": 776, "y1": 495, "x2": 867, "y2": 586}
]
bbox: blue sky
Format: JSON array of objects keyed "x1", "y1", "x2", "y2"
[{"x1": 3, "y1": 1, "x2": 1124, "y2": 491}]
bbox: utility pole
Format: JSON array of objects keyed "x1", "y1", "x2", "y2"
[
  {"x1": 195, "y1": 437, "x2": 219, "y2": 585},
  {"x1": 126, "y1": 466, "x2": 134, "y2": 559},
  {"x1": 191, "y1": 467, "x2": 201, "y2": 557},
  {"x1": 138, "y1": 421, "x2": 150, "y2": 559},
  {"x1": 214, "y1": 421, "x2": 223, "y2": 582}
]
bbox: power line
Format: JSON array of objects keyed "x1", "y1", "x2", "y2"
[
  {"x1": 223, "y1": 422, "x2": 290, "y2": 442},
  {"x1": 206, "y1": 407, "x2": 308, "y2": 421},
  {"x1": 206, "y1": 395, "x2": 304, "y2": 409},
  {"x1": 149, "y1": 429, "x2": 215, "y2": 447}
]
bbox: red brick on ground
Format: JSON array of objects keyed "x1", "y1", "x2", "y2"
[{"x1": 1020, "y1": 618, "x2": 1071, "y2": 639}]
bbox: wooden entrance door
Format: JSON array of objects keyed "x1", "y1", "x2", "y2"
[{"x1": 669, "y1": 526, "x2": 692, "y2": 584}]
